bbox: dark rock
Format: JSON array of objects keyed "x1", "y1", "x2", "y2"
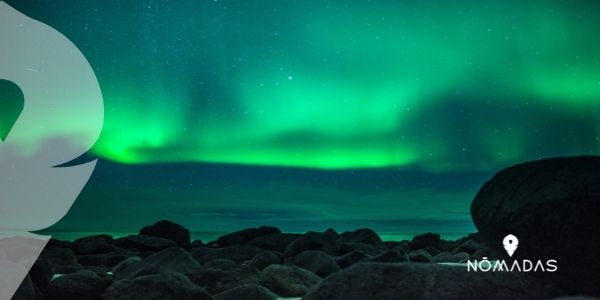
[
  {"x1": 248, "y1": 251, "x2": 281, "y2": 270},
  {"x1": 78, "y1": 252, "x2": 130, "y2": 268},
  {"x1": 471, "y1": 248, "x2": 492, "y2": 261},
  {"x1": 410, "y1": 233, "x2": 442, "y2": 250},
  {"x1": 432, "y1": 251, "x2": 470, "y2": 263},
  {"x1": 283, "y1": 232, "x2": 337, "y2": 258},
  {"x1": 40, "y1": 246, "x2": 82, "y2": 274},
  {"x1": 47, "y1": 270, "x2": 109, "y2": 300},
  {"x1": 74, "y1": 235, "x2": 114, "y2": 255},
  {"x1": 113, "y1": 234, "x2": 177, "y2": 252},
  {"x1": 214, "y1": 284, "x2": 278, "y2": 300},
  {"x1": 191, "y1": 245, "x2": 261, "y2": 264},
  {"x1": 29, "y1": 257, "x2": 53, "y2": 290},
  {"x1": 384, "y1": 240, "x2": 409, "y2": 250},
  {"x1": 408, "y1": 249, "x2": 433, "y2": 263},
  {"x1": 336, "y1": 250, "x2": 368, "y2": 269},
  {"x1": 116, "y1": 247, "x2": 200, "y2": 280},
  {"x1": 363, "y1": 249, "x2": 409, "y2": 263},
  {"x1": 103, "y1": 272, "x2": 212, "y2": 300},
  {"x1": 303, "y1": 262, "x2": 560, "y2": 300},
  {"x1": 110, "y1": 256, "x2": 141, "y2": 276},
  {"x1": 203, "y1": 258, "x2": 239, "y2": 271},
  {"x1": 337, "y1": 228, "x2": 385, "y2": 249},
  {"x1": 46, "y1": 239, "x2": 73, "y2": 249},
  {"x1": 452, "y1": 239, "x2": 484, "y2": 255},
  {"x1": 259, "y1": 264, "x2": 321, "y2": 297},
  {"x1": 285, "y1": 250, "x2": 340, "y2": 277},
  {"x1": 217, "y1": 226, "x2": 281, "y2": 247},
  {"x1": 471, "y1": 156, "x2": 600, "y2": 295},
  {"x1": 187, "y1": 265, "x2": 260, "y2": 295},
  {"x1": 422, "y1": 246, "x2": 442, "y2": 256},
  {"x1": 248, "y1": 233, "x2": 301, "y2": 253},
  {"x1": 337, "y1": 242, "x2": 384, "y2": 256},
  {"x1": 191, "y1": 240, "x2": 205, "y2": 247},
  {"x1": 13, "y1": 274, "x2": 38, "y2": 300},
  {"x1": 139, "y1": 220, "x2": 191, "y2": 246},
  {"x1": 325, "y1": 228, "x2": 340, "y2": 240}
]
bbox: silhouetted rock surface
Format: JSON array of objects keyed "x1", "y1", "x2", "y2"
[
  {"x1": 337, "y1": 228, "x2": 386, "y2": 249},
  {"x1": 103, "y1": 272, "x2": 213, "y2": 300},
  {"x1": 213, "y1": 284, "x2": 278, "y2": 300},
  {"x1": 285, "y1": 250, "x2": 340, "y2": 277},
  {"x1": 410, "y1": 232, "x2": 442, "y2": 250},
  {"x1": 187, "y1": 265, "x2": 260, "y2": 294},
  {"x1": 139, "y1": 220, "x2": 191, "y2": 246},
  {"x1": 471, "y1": 156, "x2": 600, "y2": 295},
  {"x1": 191, "y1": 245, "x2": 261, "y2": 264},
  {"x1": 17, "y1": 214, "x2": 590, "y2": 299},
  {"x1": 304, "y1": 263, "x2": 559, "y2": 300},
  {"x1": 248, "y1": 251, "x2": 281, "y2": 270},
  {"x1": 336, "y1": 250, "x2": 368, "y2": 269},
  {"x1": 408, "y1": 249, "x2": 433, "y2": 263},
  {"x1": 115, "y1": 247, "x2": 200, "y2": 280},
  {"x1": 363, "y1": 249, "x2": 409, "y2": 263},
  {"x1": 113, "y1": 234, "x2": 177, "y2": 252},
  {"x1": 47, "y1": 270, "x2": 109, "y2": 300},
  {"x1": 73, "y1": 235, "x2": 115, "y2": 255},
  {"x1": 247, "y1": 233, "x2": 301, "y2": 253},
  {"x1": 216, "y1": 226, "x2": 281, "y2": 247},
  {"x1": 284, "y1": 232, "x2": 337, "y2": 257},
  {"x1": 259, "y1": 264, "x2": 321, "y2": 297}
]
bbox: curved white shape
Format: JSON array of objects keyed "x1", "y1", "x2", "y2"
[{"x1": 0, "y1": 2, "x2": 104, "y2": 299}]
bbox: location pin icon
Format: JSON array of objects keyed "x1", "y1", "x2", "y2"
[
  {"x1": 0, "y1": 80, "x2": 24, "y2": 141},
  {"x1": 503, "y1": 234, "x2": 519, "y2": 257}
]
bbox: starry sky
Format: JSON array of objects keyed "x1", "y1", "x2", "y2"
[{"x1": 3, "y1": 0, "x2": 600, "y2": 239}]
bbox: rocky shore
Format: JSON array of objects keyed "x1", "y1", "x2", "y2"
[{"x1": 10, "y1": 156, "x2": 600, "y2": 299}]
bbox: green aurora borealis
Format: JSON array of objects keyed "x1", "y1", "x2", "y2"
[
  {"x1": 3, "y1": 0, "x2": 600, "y2": 237},
  {"x1": 6, "y1": 0, "x2": 600, "y2": 171}
]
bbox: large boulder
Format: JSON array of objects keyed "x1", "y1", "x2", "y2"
[
  {"x1": 336, "y1": 250, "x2": 368, "y2": 269},
  {"x1": 337, "y1": 229, "x2": 386, "y2": 249},
  {"x1": 283, "y1": 232, "x2": 337, "y2": 258},
  {"x1": 78, "y1": 252, "x2": 130, "y2": 268},
  {"x1": 363, "y1": 249, "x2": 409, "y2": 263},
  {"x1": 285, "y1": 250, "x2": 340, "y2": 277},
  {"x1": 216, "y1": 226, "x2": 281, "y2": 247},
  {"x1": 187, "y1": 265, "x2": 260, "y2": 295},
  {"x1": 115, "y1": 247, "x2": 200, "y2": 280},
  {"x1": 303, "y1": 263, "x2": 559, "y2": 300},
  {"x1": 40, "y1": 246, "x2": 82, "y2": 274},
  {"x1": 248, "y1": 251, "x2": 282, "y2": 270},
  {"x1": 247, "y1": 233, "x2": 301, "y2": 253},
  {"x1": 73, "y1": 235, "x2": 115, "y2": 255},
  {"x1": 113, "y1": 235, "x2": 177, "y2": 252},
  {"x1": 259, "y1": 264, "x2": 321, "y2": 297},
  {"x1": 214, "y1": 284, "x2": 278, "y2": 300},
  {"x1": 103, "y1": 272, "x2": 212, "y2": 300},
  {"x1": 337, "y1": 242, "x2": 384, "y2": 257},
  {"x1": 191, "y1": 245, "x2": 261, "y2": 264},
  {"x1": 47, "y1": 270, "x2": 110, "y2": 300},
  {"x1": 410, "y1": 233, "x2": 442, "y2": 250},
  {"x1": 12, "y1": 275, "x2": 39, "y2": 300},
  {"x1": 471, "y1": 156, "x2": 600, "y2": 294},
  {"x1": 139, "y1": 220, "x2": 191, "y2": 246}
]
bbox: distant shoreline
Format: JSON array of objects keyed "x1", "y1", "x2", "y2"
[{"x1": 36, "y1": 229, "x2": 472, "y2": 243}]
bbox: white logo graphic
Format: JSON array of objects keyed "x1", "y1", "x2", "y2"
[
  {"x1": 0, "y1": 2, "x2": 104, "y2": 299},
  {"x1": 467, "y1": 234, "x2": 557, "y2": 272},
  {"x1": 503, "y1": 234, "x2": 519, "y2": 257}
]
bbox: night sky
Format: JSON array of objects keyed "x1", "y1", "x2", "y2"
[{"x1": 3, "y1": 0, "x2": 600, "y2": 239}]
